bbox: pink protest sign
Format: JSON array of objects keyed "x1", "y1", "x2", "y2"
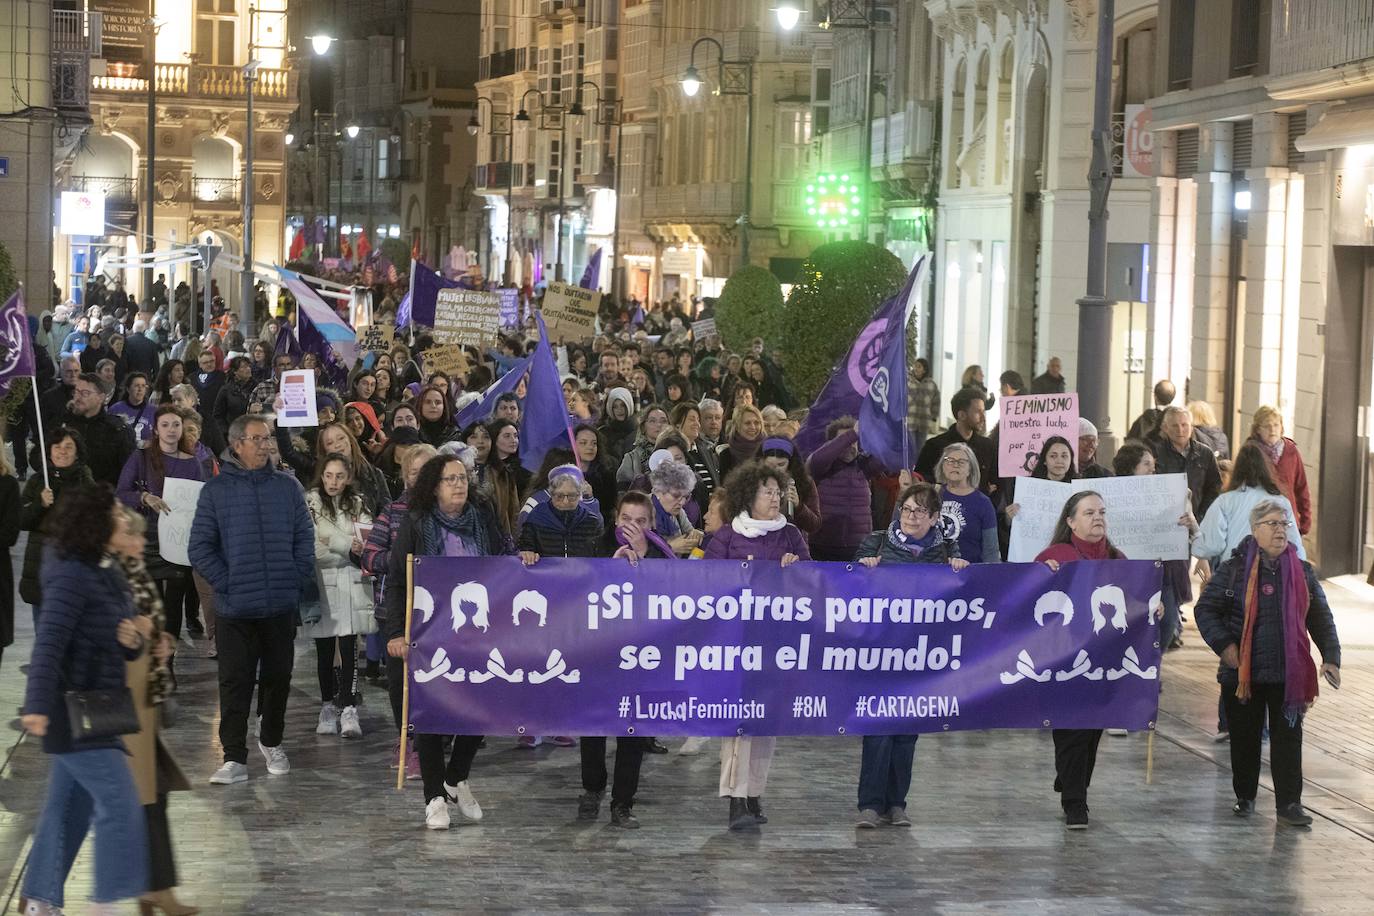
[{"x1": 998, "y1": 393, "x2": 1079, "y2": 477}]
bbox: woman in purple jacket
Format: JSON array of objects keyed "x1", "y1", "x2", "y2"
[
  {"x1": 705, "y1": 461, "x2": 809, "y2": 830},
  {"x1": 806, "y1": 416, "x2": 879, "y2": 561}
]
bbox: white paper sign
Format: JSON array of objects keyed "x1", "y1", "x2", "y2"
[
  {"x1": 158, "y1": 478, "x2": 205, "y2": 567},
  {"x1": 1007, "y1": 473, "x2": 1190, "y2": 563},
  {"x1": 277, "y1": 369, "x2": 318, "y2": 428}
]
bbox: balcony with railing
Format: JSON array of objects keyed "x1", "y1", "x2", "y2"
[
  {"x1": 643, "y1": 182, "x2": 745, "y2": 222},
  {"x1": 478, "y1": 47, "x2": 533, "y2": 82},
  {"x1": 52, "y1": 10, "x2": 102, "y2": 111},
  {"x1": 192, "y1": 177, "x2": 241, "y2": 204},
  {"x1": 68, "y1": 175, "x2": 136, "y2": 207},
  {"x1": 92, "y1": 63, "x2": 295, "y2": 100},
  {"x1": 1270, "y1": 0, "x2": 1374, "y2": 78}
]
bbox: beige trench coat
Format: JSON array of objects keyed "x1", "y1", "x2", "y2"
[{"x1": 122, "y1": 651, "x2": 191, "y2": 805}]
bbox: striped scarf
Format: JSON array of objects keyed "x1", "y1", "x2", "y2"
[{"x1": 1236, "y1": 539, "x2": 1317, "y2": 725}]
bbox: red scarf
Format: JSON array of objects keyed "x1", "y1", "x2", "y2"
[{"x1": 1236, "y1": 540, "x2": 1317, "y2": 724}]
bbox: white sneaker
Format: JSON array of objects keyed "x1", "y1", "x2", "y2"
[
  {"x1": 316, "y1": 703, "x2": 340, "y2": 735},
  {"x1": 425, "y1": 796, "x2": 450, "y2": 830},
  {"x1": 339, "y1": 706, "x2": 362, "y2": 739},
  {"x1": 209, "y1": 761, "x2": 249, "y2": 785},
  {"x1": 445, "y1": 780, "x2": 483, "y2": 821},
  {"x1": 1107, "y1": 728, "x2": 1129, "y2": 737},
  {"x1": 678, "y1": 736, "x2": 709, "y2": 756},
  {"x1": 259, "y1": 740, "x2": 290, "y2": 776}
]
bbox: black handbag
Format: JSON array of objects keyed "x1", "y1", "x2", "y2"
[{"x1": 64, "y1": 685, "x2": 140, "y2": 742}]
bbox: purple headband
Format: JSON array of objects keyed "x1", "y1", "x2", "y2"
[
  {"x1": 762, "y1": 437, "x2": 794, "y2": 457},
  {"x1": 548, "y1": 464, "x2": 586, "y2": 489}
]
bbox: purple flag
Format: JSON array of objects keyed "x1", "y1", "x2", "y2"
[
  {"x1": 406, "y1": 556, "x2": 1164, "y2": 736},
  {"x1": 630, "y1": 303, "x2": 645, "y2": 327},
  {"x1": 858, "y1": 257, "x2": 927, "y2": 472},
  {"x1": 455, "y1": 352, "x2": 534, "y2": 429},
  {"x1": 518, "y1": 311, "x2": 574, "y2": 472},
  {"x1": 579, "y1": 247, "x2": 603, "y2": 290},
  {"x1": 795, "y1": 256, "x2": 926, "y2": 459},
  {"x1": 0, "y1": 289, "x2": 34, "y2": 397},
  {"x1": 273, "y1": 321, "x2": 302, "y2": 363},
  {"x1": 399, "y1": 261, "x2": 463, "y2": 329}
]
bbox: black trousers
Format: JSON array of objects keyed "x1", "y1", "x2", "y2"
[
  {"x1": 315, "y1": 635, "x2": 358, "y2": 707},
  {"x1": 146, "y1": 793, "x2": 176, "y2": 892},
  {"x1": 580, "y1": 737, "x2": 648, "y2": 809},
  {"x1": 1052, "y1": 728, "x2": 1103, "y2": 809},
  {"x1": 217, "y1": 614, "x2": 295, "y2": 764},
  {"x1": 1223, "y1": 681, "x2": 1304, "y2": 808},
  {"x1": 414, "y1": 734, "x2": 483, "y2": 803},
  {"x1": 386, "y1": 655, "x2": 404, "y2": 734},
  {"x1": 156, "y1": 572, "x2": 192, "y2": 642}
]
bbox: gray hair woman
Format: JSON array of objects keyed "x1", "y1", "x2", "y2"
[
  {"x1": 1193, "y1": 498, "x2": 1341, "y2": 828},
  {"x1": 649, "y1": 459, "x2": 701, "y2": 556},
  {"x1": 933, "y1": 442, "x2": 1000, "y2": 563}
]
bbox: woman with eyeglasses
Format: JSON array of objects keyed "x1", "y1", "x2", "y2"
[
  {"x1": 932, "y1": 443, "x2": 999, "y2": 563},
  {"x1": 385, "y1": 452, "x2": 517, "y2": 830},
  {"x1": 852, "y1": 482, "x2": 967, "y2": 829}
]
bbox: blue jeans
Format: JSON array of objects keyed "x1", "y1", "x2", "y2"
[
  {"x1": 23, "y1": 747, "x2": 148, "y2": 907},
  {"x1": 857, "y1": 735, "x2": 918, "y2": 812},
  {"x1": 365, "y1": 631, "x2": 385, "y2": 664},
  {"x1": 1160, "y1": 579, "x2": 1182, "y2": 647}
]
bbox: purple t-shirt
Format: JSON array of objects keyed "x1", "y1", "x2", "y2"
[{"x1": 939, "y1": 487, "x2": 997, "y2": 563}]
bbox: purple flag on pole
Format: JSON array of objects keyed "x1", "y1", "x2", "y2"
[
  {"x1": 405, "y1": 556, "x2": 1164, "y2": 737},
  {"x1": 858, "y1": 257, "x2": 927, "y2": 472},
  {"x1": 0, "y1": 289, "x2": 34, "y2": 397},
  {"x1": 579, "y1": 247, "x2": 602, "y2": 290},
  {"x1": 518, "y1": 311, "x2": 574, "y2": 472},
  {"x1": 398, "y1": 262, "x2": 463, "y2": 329},
  {"x1": 455, "y1": 352, "x2": 534, "y2": 429},
  {"x1": 273, "y1": 321, "x2": 302, "y2": 363},
  {"x1": 794, "y1": 256, "x2": 927, "y2": 459}
]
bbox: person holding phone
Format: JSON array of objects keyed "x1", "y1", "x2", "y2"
[{"x1": 1193, "y1": 499, "x2": 1341, "y2": 828}]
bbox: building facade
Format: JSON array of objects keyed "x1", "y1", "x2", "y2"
[
  {"x1": 1147, "y1": 0, "x2": 1374, "y2": 575},
  {"x1": 925, "y1": 0, "x2": 1157, "y2": 429}
]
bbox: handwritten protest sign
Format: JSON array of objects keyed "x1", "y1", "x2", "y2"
[
  {"x1": 999, "y1": 393, "x2": 1079, "y2": 477},
  {"x1": 158, "y1": 478, "x2": 205, "y2": 567},
  {"x1": 406, "y1": 556, "x2": 1163, "y2": 737},
  {"x1": 498, "y1": 288, "x2": 520, "y2": 328},
  {"x1": 691, "y1": 317, "x2": 717, "y2": 339},
  {"x1": 277, "y1": 369, "x2": 318, "y2": 428},
  {"x1": 357, "y1": 323, "x2": 395, "y2": 353},
  {"x1": 433, "y1": 288, "x2": 501, "y2": 347},
  {"x1": 542, "y1": 282, "x2": 601, "y2": 340},
  {"x1": 1006, "y1": 473, "x2": 1190, "y2": 563},
  {"x1": 423, "y1": 344, "x2": 471, "y2": 379}
]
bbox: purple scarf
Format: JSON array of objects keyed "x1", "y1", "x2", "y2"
[
  {"x1": 615, "y1": 524, "x2": 677, "y2": 560},
  {"x1": 1237, "y1": 539, "x2": 1316, "y2": 725}
]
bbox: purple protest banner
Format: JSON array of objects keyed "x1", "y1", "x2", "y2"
[{"x1": 405, "y1": 557, "x2": 1164, "y2": 738}]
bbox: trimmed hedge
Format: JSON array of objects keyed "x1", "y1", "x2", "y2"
[{"x1": 716, "y1": 264, "x2": 784, "y2": 352}]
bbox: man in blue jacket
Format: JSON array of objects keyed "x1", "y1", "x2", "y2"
[{"x1": 190, "y1": 413, "x2": 315, "y2": 785}]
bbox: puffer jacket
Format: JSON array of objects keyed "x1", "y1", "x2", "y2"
[
  {"x1": 854, "y1": 527, "x2": 960, "y2": 565},
  {"x1": 517, "y1": 500, "x2": 604, "y2": 558},
  {"x1": 302, "y1": 490, "x2": 376, "y2": 638},
  {"x1": 60, "y1": 408, "x2": 135, "y2": 486},
  {"x1": 19, "y1": 463, "x2": 95, "y2": 607},
  {"x1": 23, "y1": 552, "x2": 144, "y2": 754},
  {"x1": 361, "y1": 492, "x2": 408, "y2": 623},
  {"x1": 188, "y1": 457, "x2": 315, "y2": 618},
  {"x1": 807, "y1": 428, "x2": 876, "y2": 556}
]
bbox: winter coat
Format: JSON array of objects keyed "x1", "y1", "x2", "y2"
[
  {"x1": 213, "y1": 377, "x2": 256, "y2": 442},
  {"x1": 1193, "y1": 486, "x2": 1304, "y2": 565},
  {"x1": 1150, "y1": 435, "x2": 1223, "y2": 520},
  {"x1": 0, "y1": 474, "x2": 17, "y2": 648},
  {"x1": 517, "y1": 500, "x2": 604, "y2": 559},
  {"x1": 1253, "y1": 436, "x2": 1312, "y2": 536},
  {"x1": 704, "y1": 520, "x2": 811, "y2": 562},
  {"x1": 1193, "y1": 425, "x2": 1231, "y2": 462},
  {"x1": 302, "y1": 491, "x2": 377, "y2": 638},
  {"x1": 22, "y1": 552, "x2": 145, "y2": 754},
  {"x1": 854, "y1": 527, "x2": 960, "y2": 565},
  {"x1": 19, "y1": 463, "x2": 94, "y2": 608},
  {"x1": 807, "y1": 429, "x2": 876, "y2": 556},
  {"x1": 122, "y1": 332, "x2": 161, "y2": 377},
  {"x1": 362, "y1": 492, "x2": 409, "y2": 622},
  {"x1": 188, "y1": 457, "x2": 315, "y2": 618},
  {"x1": 59, "y1": 407, "x2": 135, "y2": 486},
  {"x1": 1193, "y1": 540, "x2": 1339, "y2": 686},
  {"x1": 906, "y1": 376, "x2": 940, "y2": 436}
]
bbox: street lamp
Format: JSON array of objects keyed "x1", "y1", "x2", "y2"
[
  {"x1": 679, "y1": 37, "x2": 755, "y2": 267},
  {"x1": 308, "y1": 34, "x2": 333, "y2": 56},
  {"x1": 345, "y1": 123, "x2": 360, "y2": 140},
  {"x1": 469, "y1": 96, "x2": 514, "y2": 284},
  {"x1": 575, "y1": 79, "x2": 625, "y2": 298},
  {"x1": 515, "y1": 88, "x2": 574, "y2": 281},
  {"x1": 284, "y1": 131, "x2": 294, "y2": 146},
  {"x1": 774, "y1": 3, "x2": 802, "y2": 30}
]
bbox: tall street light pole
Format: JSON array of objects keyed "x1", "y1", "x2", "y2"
[
  {"x1": 574, "y1": 79, "x2": 624, "y2": 298},
  {"x1": 143, "y1": 13, "x2": 159, "y2": 310},
  {"x1": 1077, "y1": 0, "x2": 1116, "y2": 442},
  {"x1": 468, "y1": 97, "x2": 514, "y2": 284},
  {"x1": 514, "y1": 88, "x2": 570, "y2": 282},
  {"x1": 241, "y1": 59, "x2": 261, "y2": 337},
  {"x1": 681, "y1": 37, "x2": 754, "y2": 269}
]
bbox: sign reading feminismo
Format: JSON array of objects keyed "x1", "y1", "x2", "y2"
[{"x1": 406, "y1": 557, "x2": 1164, "y2": 737}]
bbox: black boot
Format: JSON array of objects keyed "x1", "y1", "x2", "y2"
[
  {"x1": 610, "y1": 804, "x2": 640, "y2": 829},
  {"x1": 728, "y1": 796, "x2": 756, "y2": 831},
  {"x1": 577, "y1": 791, "x2": 603, "y2": 820},
  {"x1": 747, "y1": 796, "x2": 767, "y2": 824}
]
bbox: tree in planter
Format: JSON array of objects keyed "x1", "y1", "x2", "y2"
[
  {"x1": 0, "y1": 240, "x2": 15, "y2": 301},
  {"x1": 716, "y1": 264, "x2": 784, "y2": 352},
  {"x1": 782, "y1": 241, "x2": 907, "y2": 402}
]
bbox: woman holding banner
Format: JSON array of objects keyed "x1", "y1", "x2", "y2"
[
  {"x1": 385, "y1": 452, "x2": 514, "y2": 830},
  {"x1": 706, "y1": 462, "x2": 810, "y2": 830},
  {"x1": 1035, "y1": 491, "x2": 1123, "y2": 830},
  {"x1": 852, "y1": 482, "x2": 967, "y2": 828}
]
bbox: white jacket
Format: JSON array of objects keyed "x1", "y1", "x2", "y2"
[
  {"x1": 303, "y1": 490, "x2": 377, "y2": 638},
  {"x1": 1192, "y1": 486, "x2": 1305, "y2": 564}
]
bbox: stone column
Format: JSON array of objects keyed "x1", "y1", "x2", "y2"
[
  {"x1": 1240, "y1": 111, "x2": 1291, "y2": 414},
  {"x1": 1190, "y1": 121, "x2": 1233, "y2": 407}
]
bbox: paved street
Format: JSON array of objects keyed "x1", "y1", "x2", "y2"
[{"x1": 2, "y1": 562, "x2": 1373, "y2": 915}]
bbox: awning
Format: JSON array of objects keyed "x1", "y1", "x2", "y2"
[{"x1": 1295, "y1": 101, "x2": 1374, "y2": 152}]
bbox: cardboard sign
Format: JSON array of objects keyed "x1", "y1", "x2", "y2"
[
  {"x1": 158, "y1": 478, "x2": 205, "y2": 567},
  {"x1": 433, "y1": 288, "x2": 501, "y2": 347},
  {"x1": 998, "y1": 393, "x2": 1079, "y2": 477},
  {"x1": 542, "y1": 282, "x2": 601, "y2": 341},
  {"x1": 691, "y1": 318, "x2": 717, "y2": 339},
  {"x1": 357, "y1": 323, "x2": 395, "y2": 353},
  {"x1": 277, "y1": 369, "x2": 318, "y2": 428},
  {"x1": 1007, "y1": 473, "x2": 1191, "y2": 563},
  {"x1": 423, "y1": 344, "x2": 471, "y2": 379}
]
